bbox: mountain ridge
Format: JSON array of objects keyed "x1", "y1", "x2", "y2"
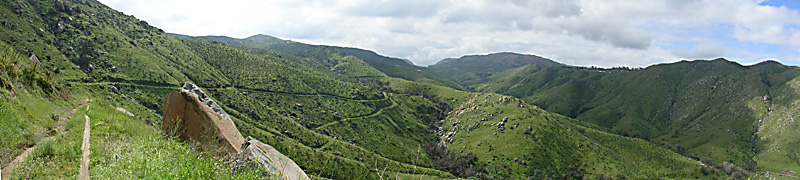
[
  {"x1": 432, "y1": 52, "x2": 564, "y2": 73},
  {"x1": 0, "y1": 0, "x2": 787, "y2": 178}
]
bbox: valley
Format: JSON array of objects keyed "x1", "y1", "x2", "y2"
[{"x1": 0, "y1": 0, "x2": 797, "y2": 179}]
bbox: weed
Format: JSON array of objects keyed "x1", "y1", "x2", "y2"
[{"x1": 37, "y1": 138, "x2": 56, "y2": 158}]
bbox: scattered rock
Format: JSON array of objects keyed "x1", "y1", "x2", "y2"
[
  {"x1": 110, "y1": 85, "x2": 118, "y2": 93},
  {"x1": 16, "y1": 1, "x2": 27, "y2": 9}
]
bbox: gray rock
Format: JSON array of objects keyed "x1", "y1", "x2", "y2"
[
  {"x1": 56, "y1": 21, "x2": 65, "y2": 33},
  {"x1": 28, "y1": 53, "x2": 41, "y2": 66},
  {"x1": 233, "y1": 137, "x2": 310, "y2": 180},
  {"x1": 181, "y1": 81, "x2": 230, "y2": 120},
  {"x1": 36, "y1": 28, "x2": 45, "y2": 36}
]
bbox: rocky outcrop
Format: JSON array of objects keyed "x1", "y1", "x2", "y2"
[
  {"x1": 162, "y1": 82, "x2": 309, "y2": 179},
  {"x1": 162, "y1": 82, "x2": 244, "y2": 153},
  {"x1": 233, "y1": 137, "x2": 310, "y2": 180}
]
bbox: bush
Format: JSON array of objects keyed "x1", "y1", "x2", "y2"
[
  {"x1": 38, "y1": 139, "x2": 56, "y2": 158},
  {"x1": 425, "y1": 142, "x2": 482, "y2": 178}
]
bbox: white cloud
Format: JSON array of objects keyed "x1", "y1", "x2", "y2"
[
  {"x1": 672, "y1": 43, "x2": 726, "y2": 59},
  {"x1": 97, "y1": 0, "x2": 800, "y2": 67}
]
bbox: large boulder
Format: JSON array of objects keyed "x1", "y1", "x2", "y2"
[
  {"x1": 163, "y1": 82, "x2": 309, "y2": 179},
  {"x1": 162, "y1": 82, "x2": 244, "y2": 153},
  {"x1": 233, "y1": 137, "x2": 310, "y2": 180}
]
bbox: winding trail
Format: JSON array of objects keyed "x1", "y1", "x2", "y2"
[
  {"x1": 1, "y1": 99, "x2": 90, "y2": 180},
  {"x1": 314, "y1": 96, "x2": 397, "y2": 130}
]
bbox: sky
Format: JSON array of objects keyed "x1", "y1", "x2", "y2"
[{"x1": 97, "y1": 0, "x2": 800, "y2": 67}]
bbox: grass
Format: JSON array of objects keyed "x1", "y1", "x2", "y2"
[
  {"x1": 459, "y1": 59, "x2": 800, "y2": 176},
  {"x1": 380, "y1": 76, "x2": 728, "y2": 179},
  {"x1": 0, "y1": 0, "x2": 775, "y2": 179},
  {"x1": 82, "y1": 90, "x2": 271, "y2": 179},
  {"x1": 5, "y1": 102, "x2": 85, "y2": 179}
]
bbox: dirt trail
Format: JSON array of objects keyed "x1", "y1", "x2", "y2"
[
  {"x1": 78, "y1": 107, "x2": 91, "y2": 180},
  {"x1": 1, "y1": 99, "x2": 90, "y2": 180},
  {"x1": 314, "y1": 95, "x2": 397, "y2": 130}
]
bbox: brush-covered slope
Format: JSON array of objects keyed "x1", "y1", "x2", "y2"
[
  {"x1": 0, "y1": 0, "x2": 237, "y2": 88},
  {"x1": 0, "y1": 0, "x2": 457, "y2": 179},
  {"x1": 199, "y1": 35, "x2": 463, "y2": 90},
  {"x1": 0, "y1": 41, "x2": 270, "y2": 179},
  {"x1": 431, "y1": 52, "x2": 564, "y2": 84},
  {"x1": 383, "y1": 78, "x2": 726, "y2": 179},
  {"x1": 466, "y1": 58, "x2": 800, "y2": 177},
  {"x1": 0, "y1": 41, "x2": 72, "y2": 166},
  {"x1": 0, "y1": 0, "x2": 741, "y2": 179}
]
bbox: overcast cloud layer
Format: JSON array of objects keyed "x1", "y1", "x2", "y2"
[{"x1": 98, "y1": 0, "x2": 800, "y2": 67}]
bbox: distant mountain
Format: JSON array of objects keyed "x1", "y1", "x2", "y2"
[
  {"x1": 203, "y1": 34, "x2": 416, "y2": 66},
  {"x1": 432, "y1": 52, "x2": 564, "y2": 75},
  {"x1": 167, "y1": 33, "x2": 192, "y2": 39},
  {"x1": 197, "y1": 35, "x2": 464, "y2": 89}
]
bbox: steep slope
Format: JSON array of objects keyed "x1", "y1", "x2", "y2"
[
  {"x1": 0, "y1": 41, "x2": 269, "y2": 179},
  {"x1": 0, "y1": 0, "x2": 455, "y2": 179},
  {"x1": 0, "y1": 0, "x2": 741, "y2": 179},
  {"x1": 383, "y1": 78, "x2": 726, "y2": 179},
  {"x1": 465, "y1": 58, "x2": 800, "y2": 176}
]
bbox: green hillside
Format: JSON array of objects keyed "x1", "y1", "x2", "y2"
[
  {"x1": 0, "y1": 0, "x2": 452, "y2": 178},
  {"x1": 199, "y1": 35, "x2": 464, "y2": 90},
  {"x1": 0, "y1": 0, "x2": 771, "y2": 179},
  {"x1": 431, "y1": 52, "x2": 564, "y2": 85},
  {"x1": 0, "y1": 40, "x2": 269, "y2": 179},
  {"x1": 432, "y1": 52, "x2": 563, "y2": 74},
  {"x1": 382, "y1": 78, "x2": 726, "y2": 179},
  {"x1": 461, "y1": 59, "x2": 800, "y2": 178}
]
